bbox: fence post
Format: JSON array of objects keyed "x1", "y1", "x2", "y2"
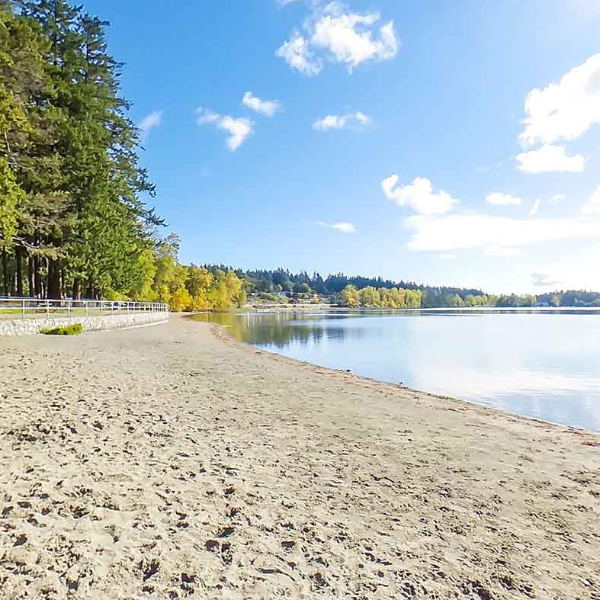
[
  {"x1": 22, "y1": 300, "x2": 25, "y2": 319},
  {"x1": 46, "y1": 301, "x2": 49, "y2": 318}
]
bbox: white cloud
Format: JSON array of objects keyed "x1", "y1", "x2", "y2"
[
  {"x1": 484, "y1": 246, "x2": 522, "y2": 257},
  {"x1": 139, "y1": 110, "x2": 163, "y2": 141},
  {"x1": 316, "y1": 220, "x2": 357, "y2": 233},
  {"x1": 275, "y1": 31, "x2": 323, "y2": 76},
  {"x1": 582, "y1": 185, "x2": 600, "y2": 215},
  {"x1": 310, "y1": 4, "x2": 398, "y2": 71},
  {"x1": 196, "y1": 109, "x2": 254, "y2": 151},
  {"x1": 313, "y1": 111, "x2": 370, "y2": 131},
  {"x1": 405, "y1": 213, "x2": 600, "y2": 252},
  {"x1": 531, "y1": 272, "x2": 562, "y2": 288},
  {"x1": 530, "y1": 198, "x2": 542, "y2": 217},
  {"x1": 486, "y1": 192, "x2": 523, "y2": 206},
  {"x1": 439, "y1": 254, "x2": 456, "y2": 260},
  {"x1": 382, "y1": 175, "x2": 458, "y2": 216},
  {"x1": 242, "y1": 92, "x2": 282, "y2": 116},
  {"x1": 550, "y1": 194, "x2": 566, "y2": 203},
  {"x1": 516, "y1": 144, "x2": 586, "y2": 173},
  {"x1": 520, "y1": 53, "x2": 600, "y2": 146},
  {"x1": 277, "y1": 2, "x2": 398, "y2": 75}
]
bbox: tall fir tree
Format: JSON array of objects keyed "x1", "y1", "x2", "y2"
[{"x1": 1, "y1": 0, "x2": 162, "y2": 298}]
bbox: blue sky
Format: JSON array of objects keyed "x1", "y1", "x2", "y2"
[{"x1": 84, "y1": 0, "x2": 600, "y2": 294}]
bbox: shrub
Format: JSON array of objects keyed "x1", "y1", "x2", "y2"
[
  {"x1": 40, "y1": 323, "x2": 84, "y2": 336},
  {"x1": 170, "y1": 287, "x2": 192, "y2": 312},
  {"x1": 258, "y1": 292, "x2": 278, "y2": 302},
  {"x1": 104, "y1": 289, "x2": 131, "y2": 301}
]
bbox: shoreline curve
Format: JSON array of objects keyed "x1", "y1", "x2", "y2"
[
  {"x1": 206, "y1": 317, "x2": 598, "y2": 439},
  {"x1": 1, "y1": 315, "x2": 599, "y2": 599}
]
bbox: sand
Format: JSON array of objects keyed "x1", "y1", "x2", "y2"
[{"x1": 0, "y1": 315, "x2": 599, "y2": 600}]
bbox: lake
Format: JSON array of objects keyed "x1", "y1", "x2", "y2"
[{"x1": 195, "y1": 310, "x2": 600, "y2": 434}]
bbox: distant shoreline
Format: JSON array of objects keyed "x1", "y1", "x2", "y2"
[{"x1": 242, "y1": 304, "x2": 600, "y2": 314}]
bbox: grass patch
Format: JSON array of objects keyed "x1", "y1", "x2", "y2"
[{"x1": 40, "y1": 323, "x2": 84, "y2": 336}]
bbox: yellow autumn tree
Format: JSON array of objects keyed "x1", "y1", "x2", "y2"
[
  {"x1": 358, "y1": 286, "x2": 381, "y2": 307},
  {"x1": 170, "y1": 287, "x2": 192, "y2": 312},
  {"x1": 341, "y1": 285, "x2": 360, "y2": 307}
]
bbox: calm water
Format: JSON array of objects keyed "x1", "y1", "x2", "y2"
[{"x1": 195, "y1": 310, "x2": 600, "y2": 434}]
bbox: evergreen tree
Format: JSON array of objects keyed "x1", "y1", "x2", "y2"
[{"x1": 1, "y1": 0, "x2": 162, "y2": 298}]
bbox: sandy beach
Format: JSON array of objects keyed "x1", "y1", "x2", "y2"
[{"x1": 1, "y1": 316, "x2": 599, "y2": 599}]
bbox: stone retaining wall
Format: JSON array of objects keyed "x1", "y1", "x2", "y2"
[{"x1": 0, "y1": 312, "x2": 169, "y2": 336}]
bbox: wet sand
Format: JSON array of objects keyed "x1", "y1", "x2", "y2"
[{"x1": 0, "y1": 315, "x2": 599, "y2": 599}]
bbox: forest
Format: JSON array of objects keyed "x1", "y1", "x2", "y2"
[
  {"x1": 1, "y1": 0, "x2": 154, "y2": 300},
  {"x1": 1, "y1": 1, "x2": 598, "y2": 312},
  {"x1": 0, "y1": 0, "x2": 247, "y2": 310},
  {"x1": 201, "y1": 267, "x2": 600, "y2": 309},
  {"x1": 204, "y1": 266, "x2": 494, "y2": 308}
]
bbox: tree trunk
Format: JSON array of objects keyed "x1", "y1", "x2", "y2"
[
  {"x1": 47, "y1": 260, "x2": 61, "y2": 299},
  {"x1": 1, "y1": 248, "x2": 8, "y2": 297},
  {"x1": 86, "y1": 277, "x2": 93, "y2": 300},
  {"x1": 73, "y1": 277, "x2": 81, "y2": 300},
  {"x1": 15, "y1": 247, "x2": 23, "y2": 297},
  {"x1": 28, "y1": 255, "x2": 34, "y2": 297},
  {"x1": 34, "y1": 255, "x2": 42, "y2": 298}
]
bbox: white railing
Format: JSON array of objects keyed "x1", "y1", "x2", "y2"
[{"x1": 0, "y1": 297, "x2": 169, "y2": 319}]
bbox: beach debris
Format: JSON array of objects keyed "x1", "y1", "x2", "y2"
[
  {"x1": 217, "y1": 526, "x2": 235, "y2": 538},
  {"x1": 310, "y1": 571, "x2": 329, "y2": 590},
  {"x1": 180, "y1": 573, "x2": 196, "y2": 595},
  {"x1": 140, "y1": 559, "x2": 160, "y2": 582}
]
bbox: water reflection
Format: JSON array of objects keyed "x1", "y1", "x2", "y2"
[
  {"x1": 194, "y1": 310, "x2": 600, "y2": 434},
  {"x1": 196, "y1": 311, "x2": 366, "y2": 348}
]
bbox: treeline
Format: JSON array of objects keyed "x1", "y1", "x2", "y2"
[
  {"x1": 145, "y1": 238, "x2": 246, "y2": 311},
  {"x1": 335, "y1": 288, "x2": 600, "y2": 309},
  {"x1": 0, "y1": 0, "x2": 162, "y2": 300},
  {"x1": 340, "y1": 285, "x2": 422, "y2": 308},
  {"x1": 337, "y1": 287, "x2": 495, "y2": 309},
  {"x1": 205, "y1": 267, "x2": 488, "y2": 307},
  {"x1": 338, "y1": 288, "x2": 600, "y2": 309},
  {"x1": 11, "y1": 222, "x2": 250, "y2": 311},
  {"x1": 203, "y1": 267, "x2": 600, "y2": 309},
  {"x1": 536, "y1": 291, "x2": 600, "y2": 308}
]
